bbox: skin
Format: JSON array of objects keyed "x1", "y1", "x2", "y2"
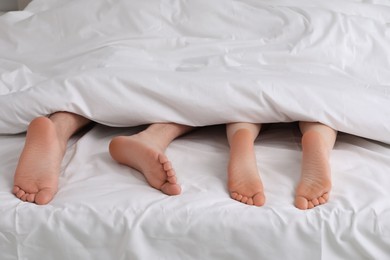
[
  {"x1": 13, "y1": 112, "x2": 91, "y2": 205},
  {"x1": 13, "y1": 113, "x2": 192, "y2": 203},
  {"x1": 13, "y1": 110, "x2": 336, "y2": 210},
  {"x1": 109, "y1": 123, "x2": 193, "y2": 196},
  {"x1": 226, "y1": 121, "x2": 337, "y2": 209},
  {"x1": 226, "y1": 122, "x2": 265, "y2": 206},
  {"x1": 294, "y1": 121, "x2": 337, "y2": 210},
  {"x1": 12, "y1": 112, "x2": 192, "y2": 205}
]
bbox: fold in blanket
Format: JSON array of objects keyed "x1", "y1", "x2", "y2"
[{"x1": 0, "y1": 0, "x2": 389, "y2": 143}]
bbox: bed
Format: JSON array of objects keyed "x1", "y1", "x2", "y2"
[{"x1": 1, "y1": 0, "x2": 390, "y2": 259}]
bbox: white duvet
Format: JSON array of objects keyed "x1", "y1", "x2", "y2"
[{"x1": 0, "y1": 0, "x2": 389, "y2": 143}]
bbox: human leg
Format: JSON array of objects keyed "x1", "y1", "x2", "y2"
[
  {"x1": 109, "y1": 123, "x2": 193, "y2": 195},
  {"x1": 13, "y1": 112, "x2": 92, "y2": 205},
  {"x1": 226, "y1": 122, "x2": 265, "y2": 206},
  {"x1": 295, "y1": 121, "x2": 337, "y2": 210}
]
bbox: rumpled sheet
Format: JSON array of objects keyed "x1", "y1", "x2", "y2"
[
  {"x1": 1, "y1": 124, "x2": 390, "y2": 259},
  {"x1": 0, "y1": 0, "x2": 389, "y2": 144}
]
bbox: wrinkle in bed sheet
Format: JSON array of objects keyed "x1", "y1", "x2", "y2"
[
  {"x1": 1, "y1": 0, "x2": 390, "y2": 259},
  {"x1": 0, "y1": 0, "x2": 389, "y2": 145},
  {"x1": 1, "y1": 124, "x2": 390, "y2": 259}
]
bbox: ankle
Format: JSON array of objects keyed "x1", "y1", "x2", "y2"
[
  {"x1": 231, "y1": 128, "x2": 255, "y2": 147},
  {"x1": 135, "y1": 131, "x2": 169, "y2": 151},
  {"x1": 28, "y1": 116, "x2": 67, "y2": 154},
  {"x1": 301, "y1": 131, "x2": 331, "y2": 158}
]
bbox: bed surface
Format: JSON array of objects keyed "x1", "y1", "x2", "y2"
[{"x1": 1, "y1": 124, "x2": 390, "y2": 259}]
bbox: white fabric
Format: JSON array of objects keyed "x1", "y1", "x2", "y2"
[
  {"x1": 1, "y1": 124, "x2": 390, "y2": 259},
  {"x1": 0, "y1": 0, "x2": 389, "y2": 144}
]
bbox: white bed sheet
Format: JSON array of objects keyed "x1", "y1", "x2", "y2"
[{"x1": 1, "y1": 124, "x2": 390, "y2": 259}]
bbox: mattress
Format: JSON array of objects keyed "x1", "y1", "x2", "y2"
[{"x1": 1, "y1": 0, "x2": 390, "y2": 259}]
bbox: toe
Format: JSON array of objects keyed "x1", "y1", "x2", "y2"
[
  {"x1": 13, "y1": 186, "x2": 20, "y2": 194},
  {"x1": 163, "y1": 162, "x2": 172, "y2": 171},
  {"x1": 166, "y1": 169, "x2": 175, "y2": 177},
  {"x1": 167, "y1": 175, "x2": 177, "y2": 184},
  {"x1": 27, "y1": 194, "x2": 36, "y2": 203},
  {"x1": 161, "y1": 183, "x2": 181, "y2": 196},
  {"x1": 253, "y1": 193, "x2": 265, "y2": 207},
  {"x1": 231, "y1": 192, "x2": 238, "y2": 200},
  {"x1": 35, "y1": 188, "x2": 56, "y2": 205},
  {"x1": 322, "y1": 193, "x2": 329, "y2": 201},
  {"x1": 294, "y1": 196, "x2": 309, "y2": 210},
  {"x1": 241, "y1": 196, "x2": 248, "y2": 203},
  {"x1": 21, "y1": 193, "x2": 29, "y2": 201},
  {"x1": 16, "y1": 189, "x2": 25, "y2": 199},
  {"x1": 311, "y1": 198, "x2": 319, "y2": 206},
  {"x1": 319, "y1": 193, "x2": 330, "y2": 205},
  {"x1": 158, "y1": 154, "x2": 168, "y2": 164}
]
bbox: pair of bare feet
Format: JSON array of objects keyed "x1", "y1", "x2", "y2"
[
  {"x1": 13, "y1": 113, "x2": 335, "y2": 210},
  {"x1": 227, "y1": 126, "x2": 333, "y2": 209}
]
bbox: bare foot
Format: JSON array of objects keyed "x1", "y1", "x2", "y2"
[
  {"x1": 13, "y1": 117, "x2": 66, "y2": 205},
  {"x1": 295, "y1": 131, "x2": 332, "y2": 210},
  {"x1": 228, "y1": 129, "x2": 265, "y2": 206},
  {"x1": 109, "y1": 134, "x2": 181, "y2": 195}
]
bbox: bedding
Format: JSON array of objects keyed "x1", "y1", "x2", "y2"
[
  {"x1": 1, "y1": 124, "x2": 390, "y2": 259},
  {"x1": 1, "y1": 0, "x2": 390, "y2": 259},
  {"x1": 0, "y1": 0, "x2": 389, "y2": 143}
]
